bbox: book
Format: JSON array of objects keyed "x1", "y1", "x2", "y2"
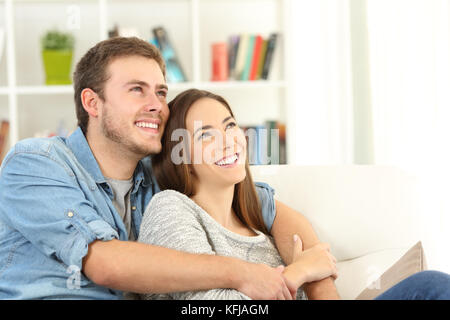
[
  {"x1": 234, "y1": 34, "x2": 249, "y2": 81},
  {"x1": 261, "y1": 33, "x2": 278, "y2": 80},
  {"x1": 240, "y1": 35, "x2": 255, "y2": 81},
  {"x1": 243, "y1": 126, "x2": 259, "y2": 165},
  {"x1": 249, "y1": 35, "x2": 263, "y2": 81},
  {"x1": 152, "y1": 26, "x2": 187, "y2": 83},
  {"x1": 256, "y1": 39, "x2": 268, "y2": 80},
  {"x1": 0, "y1": 120, "x2": 10, "y2": 165},
  {"x1": 277, "y1": 122, "x2": 287, "y2": 164},
  {"x1": 265, "y1": 120, "x2": 278, "y2": 164},
  {"x1": 211, "y1": 42, "x2": 228, "y2": 81},
  {"x1": 228, "y1": 35, "x2": 240, "y2": 80},
  {"x1": 108, "y1": 24, "x2": 139, "y2": 38}
]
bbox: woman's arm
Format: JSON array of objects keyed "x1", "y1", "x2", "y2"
[{"x1": 271, "y1": 200, "x2": 341, "y2": 300}]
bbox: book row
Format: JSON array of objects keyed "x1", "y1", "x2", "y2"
[
  {"x1": 242, "y1": 120, "x2": 286, "y2": 165},
  {"x1": 212, "y1": 33, "x2": 279, "y2": 82}
]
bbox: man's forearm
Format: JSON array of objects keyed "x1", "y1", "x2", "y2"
[
  {"x1": 83, "y1": 239, "x2": 239, "y2": 294},
  {"x1": 271, "y1": 200, "x2": 341, "y2": 299},
  {"x1": 304, "y1": 278, "x2": 340, "y2": 300}
]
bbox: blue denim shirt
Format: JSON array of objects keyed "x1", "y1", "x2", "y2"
[{"x1": 0, "y1": 127, "x2": 276, "y2": 299}]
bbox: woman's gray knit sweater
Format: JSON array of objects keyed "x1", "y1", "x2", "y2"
[{"x1": 137, "y1": 189, "x2": 306, "y2": 300}]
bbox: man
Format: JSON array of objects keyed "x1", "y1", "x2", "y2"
[{"x1": 0, "y1": 37, "x2": 339, "y2": 299}]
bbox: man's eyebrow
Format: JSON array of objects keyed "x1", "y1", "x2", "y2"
[
  {"x1": 156, "y1": 84, "x2": 169, "y2": 91},
  {"x1": 193, "y1": 116, "x2": 235, "y2": 136},
  {"x1": 124, "y1": 81, "x2": 168, "y2": 91},
  {"x1": 124, "y1": 80, "x2": 149, "y2": 87}
]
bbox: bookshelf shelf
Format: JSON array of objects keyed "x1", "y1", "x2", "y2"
[
  {"x1": 170, "y1": 80, "x2": 287, "y2": 91},
  {"x1": 2, "y1": 0, "x2": 294, "y2": 163},
  {"x1": 0, "y1": 81, "x2": 287, "y2": 96},
  {"x1": 15, "y1": 85, "x2": 74, "y2": 95}
]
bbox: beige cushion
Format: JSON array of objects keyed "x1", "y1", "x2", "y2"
[{"x1": 355, "y1": 241, "x2": 427, "y2": 300}]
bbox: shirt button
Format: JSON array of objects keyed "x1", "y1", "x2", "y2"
[
  {"x1": 131, "y1": 206, "x2": 136, "y2": 211},
  {"x1": 67, "y1": 211, "x2": 74, "y2": 218}
]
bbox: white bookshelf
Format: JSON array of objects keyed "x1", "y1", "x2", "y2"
[{"x1": 0, "y1": 0, "x2": 294, "y2": 163}]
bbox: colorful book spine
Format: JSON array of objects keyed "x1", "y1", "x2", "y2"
[
  {"x1": 152, "y1": 26, "x2": 187, "y2": 83},
  {"x1": 211, "y1": 42, "x2": 228, "y2": 81},
  {"x1": 240, "y1": 35, "x2": 255, "y2": 81},
  {"x1": 261, "y1": 33, "x2": 278, "y2": 80},
  {"x1": 244, "y1": 126, "x2": 259, "y2": 165},
  {"x1": 256, "y1": 39, "x2": 268, "y2": 80},
  {"x1": 234, "y1": 34, "x2": 249, "y2": 81},
  {"x1": 228, "y1": 35, "x2": 240, "y2": 80},
  {"x1": 249, "y1": 35, "x2": 263, "y2": 81}
]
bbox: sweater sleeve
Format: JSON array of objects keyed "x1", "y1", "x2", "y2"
[{"x1": 138, "y1": 190, "x2": 250, "y2": 300}]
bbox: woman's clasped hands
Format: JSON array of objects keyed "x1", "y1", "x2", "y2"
[{"x1": 283, "y1": 234, "x2": 338, "y2": 292}]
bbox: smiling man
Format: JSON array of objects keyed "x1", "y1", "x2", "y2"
[{"x1": 0, "y1": 37, "x2": 339, "y2": 299}]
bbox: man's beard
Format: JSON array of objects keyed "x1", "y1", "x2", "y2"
[{"x1": 101, "y1": 106, "x2": 161, "y2": 157}]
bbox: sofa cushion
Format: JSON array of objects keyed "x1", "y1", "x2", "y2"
[
  {"x1": 250, "y1": 165, "x2": 422, "y2": 262},
  {"x1": 334, "y1": 246, "x2": 409, "y2": 299},
  {"x1": 355, "y1": 241, "x2": 427, "y2": 300}
]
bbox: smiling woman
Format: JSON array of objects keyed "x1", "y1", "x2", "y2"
[
  {"x1": 150, "y1": 89, "x2": 267, "y2": 236},
  {"x1": 136, "y1": 89, "x2": 323, "y2": 300}
]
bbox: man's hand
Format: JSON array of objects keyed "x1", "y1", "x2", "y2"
[{"x1": 236, "y1": 263, "x2": 294, "y2": 300}]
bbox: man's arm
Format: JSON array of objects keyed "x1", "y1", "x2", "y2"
[
  {"x1": 83, "y1": 239, "x2": 291, "y2": 299},
  {"x1": 84, "y1": 190, "x2": 292, "y2": 300},
  {"x1": 271, "y1": 200, "x2": 341, "y2": 300}
]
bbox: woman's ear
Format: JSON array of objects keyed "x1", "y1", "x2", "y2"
[{"x1": 81, "y1": 88, "x2": 101, "y2": 118}]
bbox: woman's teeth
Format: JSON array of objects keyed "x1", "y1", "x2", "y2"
[{"x1": 215, "y1": 154, "x2": 239, "y2": 166}]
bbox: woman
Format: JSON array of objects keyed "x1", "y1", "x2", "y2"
[{"x1": 137, "y1": 89, "x2": 338, "y2": 300}]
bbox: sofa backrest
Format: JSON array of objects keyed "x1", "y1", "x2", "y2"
[{"x1": 250, "y1": 165, "x2": 422, "y2": 261}]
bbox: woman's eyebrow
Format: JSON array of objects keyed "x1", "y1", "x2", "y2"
[
  {"x1": 193, "y1": 116, "x2": 235, "y2": 136},
  {"x1": 222, "y1": 116, "x2": 233, "y2": 124}
]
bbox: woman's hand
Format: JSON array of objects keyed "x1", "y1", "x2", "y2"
[{"x1": 283, "y1": 235, "x2": 338, "y2": 289}]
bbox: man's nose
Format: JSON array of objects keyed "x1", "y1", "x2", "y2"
[{"x1": 143, "y1": 92, "x2": 163, "y2": 113}]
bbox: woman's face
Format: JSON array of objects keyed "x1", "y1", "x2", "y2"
[{"x1": 185, "y1": 97, "x2": 247, "y2": 189}]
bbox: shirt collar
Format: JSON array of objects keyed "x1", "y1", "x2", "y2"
[{"x1": 66, "y1": 127, "x2": 153, "y2": 188}]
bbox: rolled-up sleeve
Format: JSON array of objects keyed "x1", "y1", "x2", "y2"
[
  {"x1": 0, "y1": 151, "x2": 118, "y2": 271},
  {"x1": 254, "y1": 181, "x2": 276, "y2": 232}
]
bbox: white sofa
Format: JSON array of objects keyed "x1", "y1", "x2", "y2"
[{"x1": 250, "y1": 165, "x2": 424, "y2": 300}]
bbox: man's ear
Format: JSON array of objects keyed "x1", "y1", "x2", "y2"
[{"x1": 81, "y1": 88, "x2": 101, "y2": 118}]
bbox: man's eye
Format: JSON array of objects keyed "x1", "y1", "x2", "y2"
[
  {"x1": 226, "y1": 122, "x2": 237, "y2": 130},
  {"x1": 157, "y1": 90, "x2": 167, "y2": 98},
  {"x1": 131, "y1": 86, "x2": 143, "y2": 93}
]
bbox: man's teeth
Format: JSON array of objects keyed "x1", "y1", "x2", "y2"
[
  {"x1": 216, "y1": 154, "x2": 238, "y2": 166},
  {"x1": 136, "y1": 122, "x2": 158, "y2": 129}
]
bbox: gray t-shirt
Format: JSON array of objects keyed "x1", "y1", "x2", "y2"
[
  {"x1": 138, "y1": 189, "x2": 307, "y2": 300},
  {"x1": 106, "y1": 177, "x2": 135, "y2": 241}
]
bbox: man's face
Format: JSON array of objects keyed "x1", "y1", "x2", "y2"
[{"x1": 98, "y1": 55, "x2": 169, "y2": 157}]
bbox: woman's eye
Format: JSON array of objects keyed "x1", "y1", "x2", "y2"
[
  {"x1": 226, "y1": 122, "x2": 237, "y2": 130},
  {"x1": 199, "y1": 132, "x2": 212, "y2": 140}
]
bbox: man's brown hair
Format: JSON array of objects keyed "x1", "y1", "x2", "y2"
[
  {"x1": 73, "y1": 37, "x2": 166, "y2": 134},
  {"x1": 152, "y1": 89, "x2": 269, "y2": 235}
]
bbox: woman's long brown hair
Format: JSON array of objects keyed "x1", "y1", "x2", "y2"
[{"x1": 152, "y1": 89, "x2": 269, "y2": 235}]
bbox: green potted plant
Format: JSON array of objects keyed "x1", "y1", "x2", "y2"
[{"x1": 41, "y1": 30, "x2": 75, "y2": 85}]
